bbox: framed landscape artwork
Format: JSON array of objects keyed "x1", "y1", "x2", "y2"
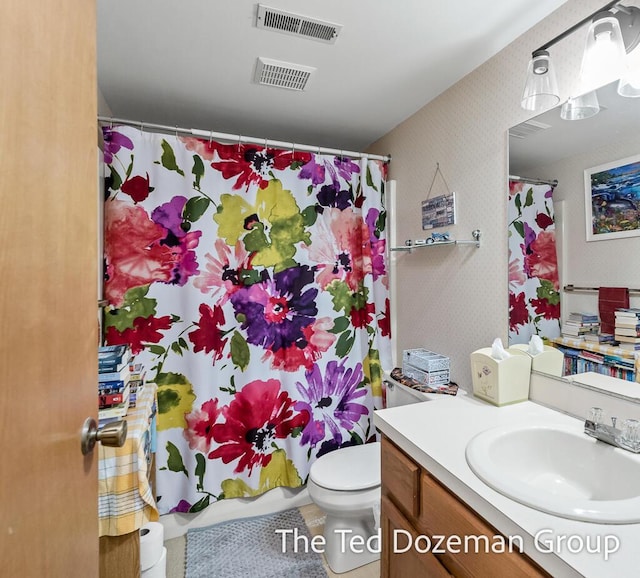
[{"x1": 584, "y1": 154, "x2": 640, "y2": 241}]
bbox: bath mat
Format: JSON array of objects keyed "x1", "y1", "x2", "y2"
[{"x1": 185, "y1": 508, "x2": 328, "y2": 578}]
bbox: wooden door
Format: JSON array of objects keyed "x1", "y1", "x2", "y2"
[{"x1": 0, "y1": 1, "x2": 99, "y2": 577}]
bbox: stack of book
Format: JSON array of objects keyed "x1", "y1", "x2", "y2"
[
  {"x1": 127, "y1": 362, "x2": 146, "y2": 408},
  {"x1": 614, "y1": 308, "x2": 640, "y2": 351},
  {"x1": 561, "y1": 312, "x2": 600, "y2": 340},
  {"x1": 98, "y1": 344, "x2": 132, "y2": 423}
]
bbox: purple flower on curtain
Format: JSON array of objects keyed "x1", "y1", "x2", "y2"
[
  {"x1": 366, "y1": 208, "x2": 387, "y2": 282},
  {"x1": 183, "y1": 398, "x2": 222, "y2": 453},
  {"x1": 317, "y1": 184, "x2": 353, "y2": 211},
  {"x1": 230, "y1": 265, "x2": 318, "y2": 352},
  {"x1": 151, "y1": 196, "x2": 202, "y2": 286},
  {"x1": 298, "y1": 157, "x2": 327, "y2": 186},
  {"x1": 209, "y1": 379, "x2": 309, "y2": 474},
  {"x1": 334, "y1": 156, "x2": 361, "y2": 181},
  {"x1": 294, "y1": 360, "x2": 368, "y2": 448},
  {"x1": 102, "y1": 128, "x2": 134, "y2": 164},
  {"x1": 170, "y1": 500, "x2": 193, "y2": 514},
  {"x1": 299, "y1": 155, "x2": 361, "y2": 189}
]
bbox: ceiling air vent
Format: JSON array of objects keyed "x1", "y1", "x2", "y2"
[
  {"x1": 509, "y1": 119, "x2": 552, "y2": 139},
  {"x1": 254, "y1": 57, "x2": 315, "y2": 91},
  {"x1": 256, "y1": 4, "x2": 342, "y2": 43}
]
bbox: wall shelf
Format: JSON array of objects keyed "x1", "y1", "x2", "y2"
[{"x1": 391, "y1": 229, "x2": 481, "y2": 252}]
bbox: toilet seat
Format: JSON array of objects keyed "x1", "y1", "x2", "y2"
[{"x1": 310, "y1": 441, "x2": 380, "y2": 491}]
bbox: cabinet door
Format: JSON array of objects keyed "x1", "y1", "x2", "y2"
[
  {"x1": 381, "y1": 495, "x2": 452, "y2": 578},
  {"x1": 418, "y1": 474, "x2": 549, "y2": 577}
]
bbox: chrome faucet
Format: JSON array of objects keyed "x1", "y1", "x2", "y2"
[{"x1": 584, "y1": 407, "x2": 640, "y2": 453}]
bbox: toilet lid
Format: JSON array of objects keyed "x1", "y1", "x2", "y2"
[{"x1": 309, "y1": 442, "x2": 381, "y2": 490}]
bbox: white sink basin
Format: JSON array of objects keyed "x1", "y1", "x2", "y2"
[{"x1": 465, "y1": 422, "x2": 640, "y2": 524}]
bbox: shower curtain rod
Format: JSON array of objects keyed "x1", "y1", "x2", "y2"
[
  {"x1": 97, "y1": 116, "x2": 391, "y2": 163},
  {"x1": 509, "y1": 174, "x2": 558, "y2": 187}
]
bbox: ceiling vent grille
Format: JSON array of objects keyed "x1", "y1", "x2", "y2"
[
  {"x1": 256, "y1": 4, "x2": 342, "y2": 43},
  {"x1": 509, "y1": 119, "x2": 552, "y2": 139},
  {"x1": 254, "y1": 57, "x2": 315, "y2": 91}
]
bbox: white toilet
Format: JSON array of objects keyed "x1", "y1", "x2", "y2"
[
  {"x1": 307, "y1": 442, "x2": 381, "y2": 574},
  {"x1": 307, "y1": 377, "x2": 426, "y2": 573}
]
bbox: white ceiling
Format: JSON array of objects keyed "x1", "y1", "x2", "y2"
[{"x1": 97, "y1": 0, "x2": 569, "y2": 152}]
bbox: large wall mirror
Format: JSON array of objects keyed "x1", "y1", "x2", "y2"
[{"x1": 508, "y1": 81, "x2": 640, "y2": 377}]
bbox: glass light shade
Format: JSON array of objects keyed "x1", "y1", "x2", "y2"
[
  {"x1": 578, "y1": 12, "x2": 627, "y2": 94},
  {"x1": 521, "y1": 50, "x2": 560, "y2": 111},
  {"x1": 560, "y1": 90, "x2": 600, "y2": 120},
  {"x1": 618, "y1": 46, "x2": 640, "y2": 97}
]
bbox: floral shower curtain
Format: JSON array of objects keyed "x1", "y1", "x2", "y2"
[
  {"x1": 508, "y1": 179, "x2": 561, "y2": 344},
  {"x1": 102, "y1": 126, "x2": 391, "y2": 514}
]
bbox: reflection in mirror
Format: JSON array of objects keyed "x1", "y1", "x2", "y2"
[{"x1": 508, "y1": 81, "x2": 640, "y2": 380}]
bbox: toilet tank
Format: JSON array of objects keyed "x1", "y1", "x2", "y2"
[{"x1": 384, "y1": 373, "x2": 433, "y2": 408}]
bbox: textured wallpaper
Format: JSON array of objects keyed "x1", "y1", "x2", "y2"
[{"x1": 367, "y1": 0, "x2": 613, "y2": 390}]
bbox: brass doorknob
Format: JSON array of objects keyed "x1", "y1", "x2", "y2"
[{"x1": 81, "y1": 417, "x2": 128, "y2": 455}]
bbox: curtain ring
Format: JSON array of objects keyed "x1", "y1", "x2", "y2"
[
  {"x1": 264, "y1": 137, "x2": 268, "y2": 151},
  {"x1": 209, "y1": 130, "x2": 213, "y2": 144},
  {"x1": 109, "y1": 117, "x2": 113, "y2": 129},
  {"x1": 140, "y1": 121, "x2": 145, "y2": 133},
  {"x1": 237, "y1": 135, "x2": 242, "y2": 152},
  {"x1": 291, "y1": 142, "x2": 295, "y2": 156}
]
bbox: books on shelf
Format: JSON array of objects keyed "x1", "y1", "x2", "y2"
[
  {"x1": 615, "y1": 327, "x2": 640, "y2": 337},
  {"x1": 568, "y1": 311, "x2": 599, "y2": 324},
  {"x1": 615, "y1": 308, "x2": 640, "y2": 319},
  {"x1": 618, "y1": 342, "x2": 640, "y2": 351},
  {"x1": 98, "y1": 344, "x2": 132, "y2": 373},
  {"x1": 98, "y1": 401, "x2": 130, "y2": 422},
  {"x1": 584, "y1": 333, "x2": 615, "y2": 343},
  {"x1": 99, "y1": 383, "x2": 130, "y2": 409},
  {"x1": 98, "y1": 364, "x2": 131, "y2": 384}
]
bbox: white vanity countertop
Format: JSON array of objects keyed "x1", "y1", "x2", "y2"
[{"x1": 374, "y1": 394, "x2": 640, "y2": 578}]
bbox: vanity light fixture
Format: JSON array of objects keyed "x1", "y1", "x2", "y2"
[{"x1": 521, "y1": 1, "x2": 640, "y2": 114}]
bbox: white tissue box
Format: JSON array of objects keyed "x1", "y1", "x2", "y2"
[
  {"x1": 402, "y1": 349, "x2": 450, "y2": 373},
  {"x1": 508, "y1": 344, "x2": 564, "y2": 377},
  {"x1": 470, "y1": 347, "x2": 532, "y2": 406}
]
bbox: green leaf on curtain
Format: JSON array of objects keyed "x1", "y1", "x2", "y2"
[
  {"x1": 155, "y1": 372, "x2": 196, "y2": 431},
  {"x1": 108, "y1": 165, "x2": 122, "y2": 191},
  {"x1": 125, "y1": 156, "x2": 134, "y2": 180},
  {"x1": 190, "y1": 495, "x2": 211, "y2": 513},
  {"x1": 230, "y1": 331, "x2": 250, "y2": 370},
  {"x1": 183, "y1": 196, "x2": 210, "y2": 223},
  {"x1": 301, "y1": 205, "x2": 317, "y2": 227},
  {"x1": 195, "y1": 453, "x2": 206, "y2": 491},
  {"x1": 327, "y1": 280, "x2": 353, "y2": 314},
  {"x1": 350, "y1": 431, "x2": 364, "y2": 445},
  {"x1": 178, "y1": 337, "x2": 188, "y2": 350},
  {"x1": 363, "y1": 348, "x2": 383, "y2": 398},
  {"x1": 513, "y1": 220, "x2": 525, "y2": 239},
  {"x1": 171, "y1": 341, "x2": 183, "y2": 356},
  {"x1": 514, "y1": 193, "x2": 522, "y2": 212},
  {"x1": 375, "y1": 210, "x2": 387, "y2": 235},
  {"x1": 537, "y1": 279, "x2": 561, "y2": 305},
  {"x1": 330, "y1": 316, "x2": 350, "y2": 334},
  {"x1": 156, "y1": 139, "x2": 185, "y2": 176},
  {"x1": 239, "y1": 269, "x2": 264, "y2": 286},
  {"x1": 103, "y1": 285, "x2": 158, "y2": 332},
  {"x1": 148, "y1": 344, "x2": 166, "y2": 355},
  {"x1": 192, "y1": 155, "x2": 205, "y2": 189},
  {"x1": 166, "y1": 441, "x2": 188, "y2": 476},
  {"x1": 524, "y1": 187, "x2": 534, "y2": 207},
  {"x1": 366, "y1": 165, "x2": 377, "y2": 191},
  {"x1": 335, "y1": 330, "x2": 355, "y2": 358}
]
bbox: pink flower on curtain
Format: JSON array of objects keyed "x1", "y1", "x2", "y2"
[
  {"x1": 104, "y1": 200, "x2": 176, "y2": 307},
  {"x1": 179, "y1": 137, "x2": 217, "y2": 161},
  {"x1": 209, "y1": 379, "x2": 309, "y2": 474},
  {"x1": 309, "y1": 207, "x2": 371, "y2": 291},
  {"x1": 508, "y1": 258, "x2": 527, "y2": 289},
  {"x1": 121, "y1": 173, "x2": 154, "y2": 203},
  {"x1": 266, "y1": 317, "x2": 336, "y2": 372},
  {"x1": 183, "y1": 398, "x2": 222, "y2": 453},
  {"x1": 188, "y1": 303, "x2": 228, "y2": 363},
  {"x1": 509, "y1": 292, "x2": 529, "y2": 332},
  {"x1": 523, "y1": 230, "x2": 559, "y2": 288},
  {"x1": 194, "y1": 239, "x2": 252, "y2": 302},
  {"x1": 105, "y1": 313, "x2": 173, "y2": 354},
  {"x1": 294, "y1": 360, "x2": 368, "y2": 448},
  {"x1": 210, "y1": 143, "x2": 311, "y2": 190}
]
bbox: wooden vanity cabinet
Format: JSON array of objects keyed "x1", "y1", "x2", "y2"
[{"x1": 381, "y1": 437, "x2": 550, "y2": 578}]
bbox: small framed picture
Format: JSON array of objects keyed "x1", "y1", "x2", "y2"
[
  {"x1": 421, "y1": 192, "x2": 456, "y2": 230},
  {"x1": 584, "y1": 154, "x2": 640, "y2": 241}
]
